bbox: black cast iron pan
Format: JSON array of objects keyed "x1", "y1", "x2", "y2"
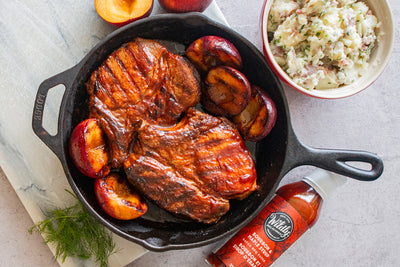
[{"x1": 32, "y1": 13, "x2": 383, "y2": 251}]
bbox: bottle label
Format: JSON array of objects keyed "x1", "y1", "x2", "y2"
[
  {"x1": 213, "y1": 195, "x2": 309, "y2": 267},
  {"x1": 264, "y1": 212, "x2": 293, "y2": 242}
]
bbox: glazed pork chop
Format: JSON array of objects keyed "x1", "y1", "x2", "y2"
[
  {"x1": 124, "y1": 108, "x2": 257, "y2": 224},
  {"x1": 86, "y1": 38, "x2": 257, "y2": 224},
  {"x1": 87, "y1": 38, "x2": 201, "y2": 168}
]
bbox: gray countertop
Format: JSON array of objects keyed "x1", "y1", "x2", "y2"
[{"x1": 1, "y1": 0, "x2": 399, "y2": 266}]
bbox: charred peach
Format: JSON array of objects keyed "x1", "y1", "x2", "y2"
[
  {"x1": 186, "y1": 35, "x2": 242, "y2": 73},
  {"x1": 202, "y1": 66, "x2": 251, "y2": 117},
  {"x1": 232, "y1": 86, "x2": 277, "y2": 142},
  {"x1": 69, "y1": 118, "x2": 110, "y2": 178},
  {"x1": 95, "y1": 173, "x2": 147, "y2": 220}
]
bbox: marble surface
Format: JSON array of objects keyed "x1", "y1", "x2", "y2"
[
  {"x1": 0, "y1": 0, "x2": 399, "y2": 267},
  {"x1": 0, "y1": 1, "x2": 225, "y2": 266}
]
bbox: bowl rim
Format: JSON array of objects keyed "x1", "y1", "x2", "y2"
[{"x1": 260, "y1": 0, "x2": 395, "y2": 99}]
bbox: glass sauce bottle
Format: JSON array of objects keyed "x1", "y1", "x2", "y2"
[{"x1": 206, "y1": 169, "x2": 346, "y2": 267}]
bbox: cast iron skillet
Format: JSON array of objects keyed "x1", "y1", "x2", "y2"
[{"x1": 32, "y1": 13, "x2": 383, "y2": 251}]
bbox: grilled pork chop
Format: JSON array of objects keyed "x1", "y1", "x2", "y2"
[
  {"x1": 87, "y1": 38, "x2": 201, "y2": 168},
  {"x1": 124, "y1": 108, "x2": 257, "y2": 224}
]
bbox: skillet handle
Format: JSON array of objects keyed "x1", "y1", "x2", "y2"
[
  {"x1": 32, "y1": 66, "x2": 77, "y2": 159},
  {"x1": 299, "y1": 144, "x2": 384, "y2": 181}
]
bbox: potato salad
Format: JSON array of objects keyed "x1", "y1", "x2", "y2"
[{"x1": 268, "y1": 0, "x2": 379, "y2": 90}]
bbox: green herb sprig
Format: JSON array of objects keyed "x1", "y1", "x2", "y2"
[{"x1": 29, "y1": 190, "x2": 117, "y2": 267}]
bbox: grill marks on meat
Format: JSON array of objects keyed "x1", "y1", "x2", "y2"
[
  {"x1": 125, "y1": 155, "x2": 230, "y2": 224},
  {"x1": 124, "y1": 108, "x2": 257, "y2": 224},
  {"x1": 87, "y1": 38, "x2": 257, "y2": 224},
  {"x1": 87, "y1": 38, "x2": 201, "y2": 168}
]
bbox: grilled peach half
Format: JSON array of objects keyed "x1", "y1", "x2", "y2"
[
  {"x1": 232, "y1": 86, "x2": 277, "y2": 142},
  {"x1": 95, "y1": 173, "x2": 147, "y2": 220},
  {"x1": 186, "y1": 35, "x2": 242, "y2": 74},
  {"x1": 95, "y1": 0, "x2": 154, "y2": 27},
  {"x1": 202, "y1": 66, "x2": 251, "y2": 117},
  {"x1": 69, "y1": 118, "x2": 110, "y2": 178}
]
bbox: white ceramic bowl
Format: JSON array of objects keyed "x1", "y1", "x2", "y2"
[{"x1": 261, "y1": 0, "x2": 394, "y2": 99}]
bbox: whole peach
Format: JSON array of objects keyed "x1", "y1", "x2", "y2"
[{"x1": 158, "y1": 0, "x2": 213, "y2": 13}]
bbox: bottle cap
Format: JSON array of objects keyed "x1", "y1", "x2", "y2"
[{"x1": 302, "y1": 169, "x2": 347, "y2": 199}]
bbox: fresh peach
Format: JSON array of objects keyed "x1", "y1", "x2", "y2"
[
  {"x1": 232, "y1": 86, "x2": 277, "y2": 142},
  {"x1": 158, "y1": 0, "x2": 212, "y2": 13},
  {"x1": 202, "y1": 66, "x2": 251, "y2": 117},
  {"x1": 95, "y1": 0, "x2": 154, "y2": 27},
  {"x1": 69, "y1": 118, "x2": 110, "y2": 178},
  {"x1": 94, "y1": 173, "x2": 147, "y2": 220},
  {"x1": 186, "y1": 35, "x2": 242, "y2": 73}
]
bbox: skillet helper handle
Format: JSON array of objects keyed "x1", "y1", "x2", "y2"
[
  {"x1": 32, "y1": 67, "x2": 76, "y2": 159},
  {"x1": 303, "y1": 146, "x2": 384, "y2": 181}
]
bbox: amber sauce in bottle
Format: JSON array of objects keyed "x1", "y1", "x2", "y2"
[
  {"x1": 206, "y1": 170, "x2": 345, "y2": 267},
  {"x1": 276, "y1": 181, "x2": 322, "y2": 228}
]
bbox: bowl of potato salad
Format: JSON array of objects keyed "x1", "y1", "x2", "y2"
[{"x1": 261, "y1": 0, "x2": 394, "y2": 98}]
